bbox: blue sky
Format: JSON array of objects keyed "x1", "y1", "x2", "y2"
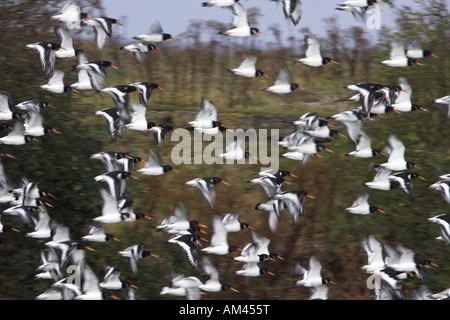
[{"x1": 99, "y1": 0, "x2": 405, "y2": 44}]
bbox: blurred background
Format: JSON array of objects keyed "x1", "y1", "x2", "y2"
[{"x1": 0, "y1": 0, "x2": 448, "y2": 300}]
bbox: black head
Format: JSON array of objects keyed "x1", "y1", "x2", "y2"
[
  {"x1": 369, "y1": 205, "x2": 385, "y2": 213},
  {"x1": 244, "y1": 151, "x2": 250, "y2": 159},
  {"x1": 254, "y1": 203, "x2": 261, "y2": 210},
  {"x1": 322, "y1": 277, "x2": 333, "y2": 284},
  {"x1": 371, "y1": 149, "x2": 384, "y2": 156},
  {"x1": 80, "y1": 13, "x2": 90, "y2": 20},
  {"x1": 162, "y1": 33, "x2": 177, "y2": 41},
  {"x1": 239, "y1": 222, "x2": 251, "y2": 230},
  {"x1": 147, "y1": 122, "x2": 157, "y2": 129},
  {"x1": 163, "y1": 165, "x2": 174, "y2": 173},
  {"x1": 105, "y1": 234, "x2": 117, "y2": 241},
  {"x1": 269, "y1": 252, "x2": 284, "y2": 260},
  {"x1": 322, "y1": 57, "x2": 339, "y2": 65},
  {"x1": 135, "y1": 212, "x2": 150, "y2": 220},
  {"x1": 141, "y1": 250, "x2": 152, "y2": 258},
  {"x1": 221, "y1": 283, "x2": 239, "y2": 292},
  {"x1": 406, "y1": 161, "x2": 417, "y2": 169},
  {"x1": 291, "y1": 83, "x2": 299, "y2": 91},
  {"x1": 255, "y1": 70, "x2": 269, "y2": 78},
  {"x1": 228, "y1": 245, "x2": 239, "y2": 253},
  {"x1": 24, "y1": 135, "x2": 36, "y2": 143},
  {"x1": 260, "y1": 268, "x2": 275, "y2": 276},
  {"x1": 407, "y1": 58, "x2": 423, "y2": 66},
  {"x1": 411, "y1": 104, "x2": 427, "y2": 112},
  {"x1": 147, "y1": 44, "x2": 158, "y2": 51},
  {"x1": 423, "y1": 50, "x2": 437, "y2": 58},
  {"x1": 12, "y1": 112, "x2": 25, "y2": 119},
  {"x1": 250, "y1": 28, "x2": 262, "y2": 35}
]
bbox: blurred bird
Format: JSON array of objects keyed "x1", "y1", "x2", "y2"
[
  {"x1": 202, "y1": 0, "x2": 238, "y2": 7},
  {"x1": 198, "y1": 257, "x2": 240, "y2": 293},
  {"x1": 296, "y1": 30, "x2": 339, "y2": 67},
  {"x1": 54, "y1": 25, "x2": 75, "y2": 58},
  {"x1": 273, "y1": 190, "x2": 315, "y2": 222},
  {"x1": 262, "y1": 66, "x2": 299, "y2": 97},
  {"x1": 381, "y1": 41, "x2": 424, "y2": 67},
  {"x1": 200, "y1": 215, "x2": 240, "y2": 255},
  {"x1": 219, "y1": 2, "x2": 264, "y2": 37},
  {"x1": 427, "y1": 179, "x2": 450, "y2": 205},
  {"x1": 221, "y1": 213, "x2": 253, "y2": 232},
  {"x1": 294, "y1": 256, "x2": 336, "y2": 287},
  {"x1": 0, "y1": 121, "x2": 36, "y2": 146},
  {"x1": 228, "y1": 55, "x2": 270, "y2": 78},
  {"x1": 25, "y1": 41, "x2": 62, "y2": 74},
  {"x1": 82, "y1": 226, "x2": 119, "y2": 243},
  {"x1": 427, "y1": 214, "x2": 450, "y2": 246},
  {"x1": 345, "y1": 193, "x2": 385, "y2": 215},
  {"x1": 235, "y1": 262, "x2": 276, "y2": 277},
  {"x1": 40, "y1": 70, "x2": 78, "y2": 94},
  {"x1": 117, "y1": 244, "x2": 158, "y2": 274},
  {"x1": 391, "y1": 77, "x2": 427, "y2": 113},
  {"x1": 379, "y1": 135, "x2": 417, "y2": 171},
  {"x1": 120, "y1": 43, "x2": 159, "y2": 64},
  {"x1": 360, "y1": 235, "x2": 386, "y2": 274},
  {"x1": 50, "y1": 0, "x2": 89, "y2": 24},
  {"x1": 130, "y1": 81, "x2": 165, "y2": 106},
  {"x1": 94, "y1": 108, "x2": 124, "y2": 141},
  {"x1": 432, "y1": 95, "x2": 450, "y2": 119},
  {"x1": 154, "y1": 203, "x2": 207, "y2": 235},
  {"x1": 272, "y1": 0, "x2": 303, "y2": 26},
  {"x1": 133, "y1": 21, "x2": 178, "y2": 42},
  {"x1": 389, "y1": 172, "x2": 426, "y2": 196},
  {"x1": 82, "y1": 16, "x2": 122, "y2": 52},
  {"x1": 185, "y1": 177, "x2": 230, "y2": 208},
  {"x1": 136, "y1": 150, "x2": 177, "y2": 176},
  {"x1": 406, "y1": 39, "x2": 438, "y2": 59}
]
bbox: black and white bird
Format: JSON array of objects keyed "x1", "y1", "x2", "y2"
[
  {"x1": 221, "y1": 213, "x2": 253, "y2": 233},
  {"x1": 94, "y1": 170, "x2": 133, "y2": 201},
  {"x1": 219, "y1": 2, "x2": 264, "y2": 37},
  {"x1": 120, "y1": 43, "x2": 159, "y2": 64},
  {"x1": 188, "y1": 97, "x2": 223, "y2": 131},
  {"x1": 124, "y1": 102, "x2": 154, "y2": 132},
  {"x1": 82, "y1": 226, "x2": 119, "y2": 243},
  {"x1": 202, "y1": 0, "x2": 238, "y2": 7},
  {"x1": 100, "y1": 85, "x2": 141, "y2": 121},
  {"x1": 228, "y1": 55, "x2": 270, "y2": 78},
  {"x1": 148, "y1": 124, "x2": 176, "y2": 147},
  {"x1": 117, "y1": 244, "x2": 158, "y2": 274},
  {"x1": 294, "y1": 256, "x2": 336, "y2": 287},
  {"x1": 338, "y1": 0, "x2": 381, "y2": 8},
  {"x1": 24, "y1": 209, "x2": 51, "y2": 239},
  {"x1": 251, "y1": 230, "x2": 284, "y2": 261},
  {"x1": 94, "y1": 108, "x2": 124, "y2": 141},
  {"x1": 40, "y1": 70, "x2": 78, "y2": 94},
  {"x1": 24, "y1": 109, "x2": 61, "y2": 137},
  {"x1": 344, "y1": 193, "x2": 385, "y2": 215},
  {"x1": 82, "y1": 16, "x2": 122, "y2": 52},
  {"x1": 0, "y1": 121, "x2": 36, "y2": 146},
  {"x1": 99, "y1": 266, "x2": 137, "y2": 290},
  {"x1": 136, "y1": 150, "x2": 177, "y2": 176},
  {"x1": 365, "y1": 166, "x2": 402, "y2": 191},
  {"x1": 406, "y1": 39, "x2": 438, "y2": 60},
  {"x1": 427, "y1": 179, "x2": 450, "y2": 205},
  {"x1": 197, "y1": 257, "x2": 240, "y2": 293},
  {"x1": 272, "y1": 0, "x2": 303, "y2": 26},
  {"x1": 427, "y1": 214, "x2": 450, "y2": 246},
  {"x1": 345, "y1": 130, "x2": 387, "y2": 158},
  {"x1": 92, "y1": 188, "x2": 123, "y2": 224},
  {"x1": 155, "y1": 203, "x2": 207, "y2": 235},
  {"x1": 391, "y1": 77, "x2": 428, "y2": 113},
  {"x1": 360, "y1": 235, "x2": 386, "y2": 274},
  {"x1": 261, "y1": 66, "x2": 299, "y2": 97},
  {"x1": 235, "y1": 262, "x2": 276, "y2": 278},
  {"x1": 25, "y1": 41, "x2": 62, "y2": 74},
  {"x1": 0, "y1": 215, "x2": 19, "y2": 234},
  {"x1": 0, "y1": 92, "x2": 24, "y2": 121},
  {"x1": 168, "y1": 232, "x2": 206, "y2": 269},
  {"x1": 296, "y1": 30, "x2": 339, "y2": 67},
  {"x1": 389, "y1": 172, "x2": 426, "y2": 196},
  {"x1": 133, "y1": 21, "x2": 178, "y2": 42},
  {"x1": 185, "y1": 177, "x2": 230, "y2": 208},
  {"x1": 254, "y1": 200, "x2": 281, "y2": 235},
  {"x1": 50, "y1": 0, "x2": 89, "y2": 24},
  {"x1": 130, "y1": 81, "x2": 165, "y2": 106},
  {"x1": 54, "y1": 25, "x2": 75, "y2": 58},
  {"x1": 216, "y1": 138, "x2": 256, "y2": 161},
  {"x1": 379, "y1": 135, "x2": 417, "y2": 171},
  {"x1": 200, "y1": 215, "x2": 240, "y2": 255},
  {"x1": 432, "y1": 95, "x2": 450, "y2": 119},
  {"x1": 381, "y1": 41, "x2": 424, "y2": 68},
  {"x1": 273, "y1": 190, "x2": 315, "y2": 223}
]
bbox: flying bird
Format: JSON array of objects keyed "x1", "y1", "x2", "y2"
[
  {"x1": 296, "y1": 30, "x2": 339, "y2": 67},
  {"x1": 219, "y1": 2, "x2": 264, "y2": 37}
]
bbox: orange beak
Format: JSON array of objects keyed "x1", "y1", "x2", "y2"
[{"x1": 220, "y1": 180, "x2": 230, "y2": 186}]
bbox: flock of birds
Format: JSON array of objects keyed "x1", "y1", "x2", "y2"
[{"x1": 0, "y1": 0, "x2": 448, "y2": 301}]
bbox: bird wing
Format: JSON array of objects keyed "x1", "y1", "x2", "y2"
[
  {"x1": 355, "y1": 130, "x2": 372, "y2": 151},
  {"x1": 145, "y1": 150, "x2": 163, "y2": 168},
  {"x1": 196, "y1": 97, "x2": 217, "y2": 122},
  {"x1": 210, "y1": 215, "x2": 228, "y2": 247},
  {"x1": 48, "y1": 70, "x2": 65, "y2": 86},
  {"x1": 173, "y1": 203, "x2": 189, "y2": 223},
  {"x1": 304, "y1": 30, "x2": 321, "y2": 59},
  {"x1": 0, "y1": 92, "x2": 13, "y2": 113},
  {"x1": 274, "y1": 66, "x2": 292, "y2": 86},
  {"x1": 307, "y1": 256, "x2": 322, "y2": 280},
  {"x1": 99, "y1": 188, "x2": 119, "y2": 217},
  {"x1": 352, "y1": 193, "x2": 370, "y2": 207},
  {"x1": 389, "y1": 41, "x2": 406, "y2": 60},
  {"x1": 231, "y1": 2, "x2": 249, "y2": 28},
  {"x1": 54, "y1": 25, "x2": 73, "y2": 50},
  {"x1": 394, "y1": 77, "x2": 412, "y2": 104},
  {"x1": 238, "y1": 55, "x2": 257, "y2": 69},
  {"x1": 387, "y1": 135, "x2": 405, "y2": 163},
  {"x1": 201, "y1": 257, "x2": 219, "y2": 281},
  {"x1": 372, "y1": 166, "x2": 392, "y2": 182}
]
